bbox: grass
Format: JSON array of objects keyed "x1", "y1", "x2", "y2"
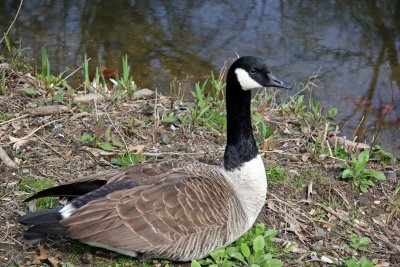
[
  {"x1": 19, "y1": 177, "x2": 57, "y2": 210},
  {"x1": 1, "y1": 40, "x2": 399, "y2": 266},
  {"x1": 266, "y1": 164, "x2": 286, "y2": 183}
]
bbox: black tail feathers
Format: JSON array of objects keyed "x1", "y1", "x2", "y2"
[{"x1": 19, "y1": 207, "x2": 66, "y2": 241}]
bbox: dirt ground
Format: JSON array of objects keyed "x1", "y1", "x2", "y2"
[{"x1": 0, "y1": 66, "x2": 399, "y2": 266}]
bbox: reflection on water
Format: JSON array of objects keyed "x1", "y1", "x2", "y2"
[{"x1": 0, "y1": 0, "x2": 399, "y2": 156}]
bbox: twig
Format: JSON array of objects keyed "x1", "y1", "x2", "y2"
[
  {"x1": 34, "y1": 134, "x2": 66, "y2": 160},
  {"x1": 0, "y1": 146, "x2": 18, "y2": 169},
  {"x1": 56, "y1": 58, "x2": 91, "y2": 86},
  {"x1": 0, "y1": 114, "x2": 28, "y2": 126},
  {"x1": 8, "y1": 118, "x2": 63, "y2": 145},
  {"x1": 313, "y1": 202, "x2": 400, "y2": 253},
  {"x1": 0, "y1": 0, "x2": 24, "y2": 44},
  {"x1": 22, "y1": 105, "x2": 69, "y2": 116}
]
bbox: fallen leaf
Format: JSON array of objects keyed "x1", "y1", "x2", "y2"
[
  {"x1": 128, "y1": 144, "x2": 146, "y2": 153},
  {"x1": 9, "y1": 136, "x2": 31, "y2": 151},
  {"x1": 32, "y1": 244, "x2": 48, "y2": 264},
  {"x1": 85, "y1": 147, "x2": 116, "y2": 157}
]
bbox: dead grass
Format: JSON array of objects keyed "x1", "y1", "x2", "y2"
[{"x1": 0, "y1": 61, "x2": 399, "y2": 267}]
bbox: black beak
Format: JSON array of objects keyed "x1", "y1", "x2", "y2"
[{"x1": 266, "y1": 73, "x2": 292, "y2": 90}]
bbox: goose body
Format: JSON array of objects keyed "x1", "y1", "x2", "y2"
[{"x1": 19, "y1": 56, "x2": 291, "y2": 261}]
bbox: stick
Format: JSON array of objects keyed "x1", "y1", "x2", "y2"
[
  {"x1": 22, "y1": 105, "x2": 69, "y2": 116},
  {"x1": 0, "y1": 114, "x2": 28, "y2": 126},
  {"x1": 8, "y1": 118, "x2": 63, "y2": 145}
]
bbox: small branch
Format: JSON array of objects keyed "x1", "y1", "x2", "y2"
[
  {"x1": 22, "y1": 105, "x2": 69, "y2": 116},
  {"x1": 0, "y1": 146, "x2": 18, "y2": 169},
  {"x1": 0, "y1": 114, "x2": 28, "y2": 126},
  {"x1": 8, "y1": 118, "x2": 63, "y2": 145}
]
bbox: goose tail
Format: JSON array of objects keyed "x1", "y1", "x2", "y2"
[{"x1": 19, "y1": 207, "x2": 66, "y2": 241}]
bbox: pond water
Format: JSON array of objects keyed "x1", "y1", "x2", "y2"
[{"x1": 1, "y1": 0, "x2": 399, "y2": 156}]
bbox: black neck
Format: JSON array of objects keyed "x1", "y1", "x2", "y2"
[{"x1": 223, "y1": 76, "x2": 258, "y2": 171}]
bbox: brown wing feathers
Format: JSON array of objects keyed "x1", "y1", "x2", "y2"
[{"x1": 60, "y1": 169, "x2": 236, "y2": 260}]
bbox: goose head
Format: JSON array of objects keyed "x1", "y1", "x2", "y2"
[
  {"x1": 224, "y1": 56, "x2": 291, "y2": 171},
  {"x1": 228, "y1": 56, "x2": 291, "y2": 91}
]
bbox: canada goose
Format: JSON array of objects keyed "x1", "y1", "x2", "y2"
[{"x1": 19, "y1": 56, "x2": 291, "y2": 261}]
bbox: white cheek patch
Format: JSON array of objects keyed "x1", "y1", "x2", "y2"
[{"x1": 235, "y1": 68, "x2": 263, "y2": 90}]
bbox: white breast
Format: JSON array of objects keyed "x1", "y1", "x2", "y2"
[{"x1": 222, "y1": 155, "x2": 267, "y2": 230}]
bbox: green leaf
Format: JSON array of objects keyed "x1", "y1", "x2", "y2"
[
  {"x1": 359, "y1": 236, "x2": 371, "y2": 246},
  {"x1": 359, "y1": 184, "x2": 368, "y2": 193},
  {"x1": 363, "y1": 169, "x2": 386, "y2": 181},
  {"x1": 210, "y1": 248, "x2": 225, "y2": 262},
  {"x1": 99, "y1": 142, "x2": 113, "y2": 151},
  {"x1": 359, "y1": 256, "x2": 374, "y2": 267},
  {"x1": 255, "y1": 223, "x2": 265, "y2": 235},
  {"x1": 265, "y1": 228, "x2": 278, "y2": 238},
  {"x1": 24, "y1": 87, "x2": 37, "y2": 96},
  {"x1": 345, "y1": 259, "x2": 358, "y2": 267},
  {"x1": 327, "y1": 107, "x2": 338, "y2": 117},
  {"x1": 265, "y1": 258, "x2": 283, "y2": 267},
  {"x1": 80, "y1": 133, "x2": 94, "y2": 143},
  {"x1": 162, "y1": 116, "x2": 178, "y2": 123},
  {"x1": 253, "y1": 235, "x2": 265, "y2": 252},
  {"x1": 341, "y1": 169, "x2": 353, "y2": 179},
  {"x1": 240, "y1": 243, "x2": 250, "y2": 257},
  {"x1": 231, "y1": 252, "x2": 245, "y2": 262},
  {"x1": 191, "y1": 260, "x2": 201, "y2": 267},
  {"x1": 112, "y1": 140, "x2": 124, "y2": 148}
]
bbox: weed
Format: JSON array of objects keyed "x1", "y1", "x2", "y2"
[
  {"x1": 19, "y1": 177, "x2": 57, "y2": 210},
  {"x1": 189, "y1": 79, "x2": 211, "y2": 131},
  {"x1": 0, "y1": 112, "x2": 13, "y2": 122},
  {"x1": 344, "y1": 256, "x2": 377, "y2": 267},
  {"x1": 252, "y1": 112, "x2": 274, "y2": 143},
  {"x1": 373, "y1": 145, "x2": 397, "y2": 165},
  {"x1": 267, "y1": 164, "x2": 286, "y2": 183},
  {"x1": 349, "y1": 233, "x2": 371, "y2": 252},
  {"x1": 203, "y1": 110, "x2": 226, "y2": 133},
  {"x1": 338, "y1": 150, "x2": 386, "y2": 192},
  {"x1": 194, "y1": 224, "x2": 283, "y2": 267},
  {"x1": 111, "y1": 153, "x2": 143, "y2": 166}
]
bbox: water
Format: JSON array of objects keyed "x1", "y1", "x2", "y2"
[{"x1": 1, "y1": 0, "x2": 399, "y2": 156}]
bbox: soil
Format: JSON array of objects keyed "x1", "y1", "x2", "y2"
[{"x1": 0, "y1": 65, "x2": 399, "y2": 267}]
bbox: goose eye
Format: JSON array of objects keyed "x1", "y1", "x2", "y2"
[{"x1": 249, "y1": 68, "x2": 257, "y2": 74}]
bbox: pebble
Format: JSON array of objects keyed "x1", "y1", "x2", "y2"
[{"x1": 159, "y1": 134, "x2": 170, "y2": 144}]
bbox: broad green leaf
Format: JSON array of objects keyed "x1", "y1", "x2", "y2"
[
  {"x1": 255, "y1": 223, "x2": 265, "y2": 235},
  {"x1": 24, "y1": 87, "x2": 37, "y2": 96},
  {"x1": 363, "y1": 169, "x2": 386, "y2": 181},
  {"x1": 359, "y1": 236, "x2": 371, "y2": 245},
  {"x1": 112, "y1": 140, "x2": 124, "y2": 148},
  {"x1": 253, "y1": 235, "x2": 265, "y2": 252},
  {"x1": 359, "y1": 256, "x2": 374, "y2": 267},
  {"x1": 359, "y1": 184, "x2": 368, "y2": 193},
  {"x1": 231, "y1": 252, "x2": 244, "y2": 262},
  {"x1": 162, "y1": 116, "x2": 178, "y2": 123},
  {"x1": 266, "y1": 258, "x2": 283, "y2": 267},
  {"x1": 265, "y1": 228, "x2": 278, "y2": 238},
  {"x1": 191, "y1": 260, "x2": 201, "y2": 267},
  {"x1": 99, "y1": 142, "x2": 113, "y2": 151},
  {"x1": 210, "y1": 248, "x2": 225, "y2": 262},
  {"x1": 240, "y1": 243, "x2": 250, "y2": 257},
  {"x1": 355, "y1": 150, "x2": 370, "y2": 173},
  {"x1": 341, "y1": 169, "x2": 353, "y2": 179},
  {"x1": 80, "y1": 133, "x2": 94, "y2": 143},
  {"x1": 345, "y1": 259, "x2": 358, "y2": 267}
]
